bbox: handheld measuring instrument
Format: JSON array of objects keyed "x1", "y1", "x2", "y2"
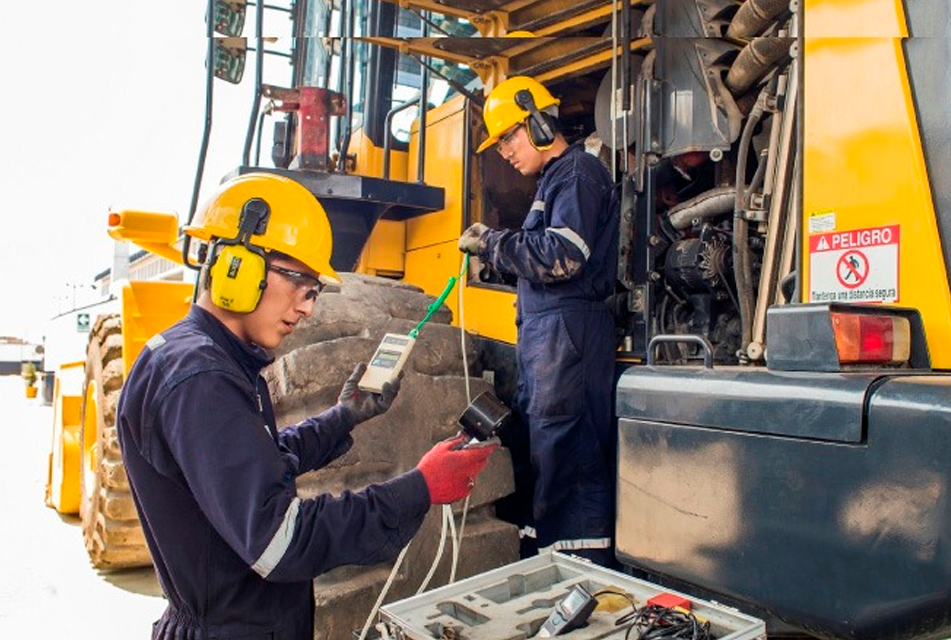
[
  {"x1": 358, "y1": 333, "x2": 416, "y2": 393},
  {"x1": 357, "y1": 257, "x2": 468, "y2": 394},
  {"x1": 537, "y1": 583, "x2": 598, "y2": 637}
]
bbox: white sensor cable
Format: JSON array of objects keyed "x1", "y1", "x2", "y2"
[{"x1": 357, "y1": 541, "x2": 411, "y2": 640}]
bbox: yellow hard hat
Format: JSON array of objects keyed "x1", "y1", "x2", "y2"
[
  {"x1": 185, "y1": 172, "x2": 340, "y2": 283},
  {"x1": 477, "y1": 76, "x2": 559, "y2": 153}
]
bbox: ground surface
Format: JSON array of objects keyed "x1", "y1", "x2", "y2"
[{"x1": 0, "y1": 375, "x2": 166, "y2": 637}]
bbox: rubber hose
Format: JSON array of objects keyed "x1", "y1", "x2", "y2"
[
  {"x1": 727, "y1": 0, "x2": 791, "y2": 39},
  {"x1": 667, "y1": 187, "x2": 738, "y2": 230},
  {"x1": 726, "y1": 37, "x2": 793, "y2": 96}
]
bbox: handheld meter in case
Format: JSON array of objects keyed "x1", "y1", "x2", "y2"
[
  {"x1": 358, "y1": 333, "x2": 416, "y2": 393},
  {"x1": 537, "y1": 583, "x2": 598, "y2": 637}
]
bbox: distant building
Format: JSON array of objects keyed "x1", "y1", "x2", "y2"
[
  {"x1": 44, "y1": 246, "x2": 189, "y2": 375},
  {"x1": 94, "y1": 247, "x2": 186, "y2": 295},
  {"x1": 0, "y1": 337, "x2": 43, "y2": 376}
]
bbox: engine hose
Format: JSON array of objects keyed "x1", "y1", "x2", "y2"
[
  {"x1": 667, "y1": 186, "x2": 737, "y2": 230},
  {"x1": 726, "y1": 37, "x2": 793, "y2": 97},
  {"x1": 733, "y1": 95, "x2": 766, "y2": 360},
  {"x1": 746, "y1": 149, "x2": 769, "y2": 202},
  {"x1": 726, "y1": 0, "x2": 791, "y2": 39}
]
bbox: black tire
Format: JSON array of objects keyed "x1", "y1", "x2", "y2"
[
  {"x1": 266, "y1": 273, "x2": 520, "y2": 640},
  {"x1": 79, "y1": 314, "x2": 151, "y2": 569}
]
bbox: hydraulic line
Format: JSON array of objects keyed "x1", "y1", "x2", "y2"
[
  {"x1": 745, "y1": 149, "x2": 769, "y2": 207},
  {"x1": 732, "y1": 89, "x2": 767, "y2": 361}
]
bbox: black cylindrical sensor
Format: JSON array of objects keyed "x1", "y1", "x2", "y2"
[{"x1": 458, "y1": 391, "x2": 511, "y2": 441}]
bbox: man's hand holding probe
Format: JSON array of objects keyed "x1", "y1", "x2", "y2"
[
  {"x1": 337, "y1": 363, "x2": 402, "y2": 426},
  {"x1": 417, "y1": 434, "x2": 497, "y2": 504}
]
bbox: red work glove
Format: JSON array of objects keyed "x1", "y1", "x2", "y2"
[{"x1": 416, "y1": 434, "x2": 497, "y2": 504}]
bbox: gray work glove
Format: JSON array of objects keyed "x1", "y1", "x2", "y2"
[
  {"x1": 337, "y1": 363, "x2": 402, "y2": 426},
  {"x1": 458, "y1": 222, "x2": 489, "y2": 255}
]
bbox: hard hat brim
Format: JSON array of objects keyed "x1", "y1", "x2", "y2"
[
  {"x1": 318, "y1": 264, "x2": 341, "y2": 284},
  {"x1": 476, "y1": 136, "x2": 498, "y2": 154}
]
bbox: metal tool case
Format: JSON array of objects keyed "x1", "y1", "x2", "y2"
[{"x1": 379, "y1": 550, "x2": 766, "y2": 640}]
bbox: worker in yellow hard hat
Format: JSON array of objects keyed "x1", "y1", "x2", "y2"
[
  {"x1": 460, "y1": 76, "x2": 621, "y2": 569},
  {"x1": 117, "y1": 172, "x2": 496, "y2": 640}
]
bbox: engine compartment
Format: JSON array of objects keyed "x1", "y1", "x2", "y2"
[{"x1": 479, "y1": 0, "x2": 797, "y2": 366}]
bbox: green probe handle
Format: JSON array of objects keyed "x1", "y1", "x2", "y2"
[{"x1": 408, "y1": 255, "x2": 470, "y2": 339}]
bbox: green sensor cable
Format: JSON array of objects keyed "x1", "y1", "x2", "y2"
[{"x1": 408, "y1": 254, "x2": 469, "y2": 339}]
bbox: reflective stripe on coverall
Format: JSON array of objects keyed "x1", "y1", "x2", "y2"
[
  {"x1": 480, "y1": 142, "x2": 620, "y2": 564},
  {"x1": 118, "y1": 306, "x2": 430, "y2": 640}
]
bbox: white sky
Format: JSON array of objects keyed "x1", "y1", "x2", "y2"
[{"x1": 0, "y1": 1, "x2": 286, "y2": 343}]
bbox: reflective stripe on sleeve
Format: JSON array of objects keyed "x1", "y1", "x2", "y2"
[
  {"x1": 543, "y1": 537, "x2": 612, "y2": 552},
  {"x1": 550, "y1": 227, "x2": 591, "y2": 260},
  {"x1": 251, "y1": 497, "x2": 301, "y2": 578}
]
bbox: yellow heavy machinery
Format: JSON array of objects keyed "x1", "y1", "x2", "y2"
[{"x1": 45, "y1": 0, "x2": 951, "y2": 637}]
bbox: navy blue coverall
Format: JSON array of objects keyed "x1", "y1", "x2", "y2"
[
  {"x1": 477, "y1": 142, "x2": 619, "y2": 565},
  {"x1": 117, "y1": 306, "x2": 430, "y2": 640}
]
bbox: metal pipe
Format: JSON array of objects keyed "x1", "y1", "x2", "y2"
[
  {"x1": 416, "y1": 11, "x2": 430, "y2": 184},
  {"x1": 333, "y1": 0, "x2": 349, "y2": 165},
  {"x1": 254, "y1": 109, "x2": 267, "y2": 166},
  {"x1": 754, "y1": 53, "x2": 799, "y2": 350},
  {"x1": 291, "y1": 0, "x2": 306, "y2": 88},
  {"x1": 337, "y1": 0, "x2": 357, "y2": 173},
  {"x1": 634, "y1": 50, "x2": 655, "y2": 193},
  {"x1": 382, "y1": 98, "x2": 420, "y2": 179},
  {"x1": 242, "y1": 0, "x2": 266, "y2": 165},
  {"x1": 184, "y1": 0, "x2": 218, "y2": 273},
  {"x1": 732, "y1": 89, "x2": 767, "y2": 361},
  {"x1": 462, "y1": 97, "x2": 473, "y2": 231},
  {"x1": 610, "y1": 2, "x2": 618, "y2": 181},
  {"x1": 620, "y1": 0, "x2": 631, "y2": 176}
]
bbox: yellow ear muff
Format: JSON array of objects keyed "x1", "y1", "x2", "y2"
[{"x1": 209, "y1": 243, "x2": 268, "y2": 313}]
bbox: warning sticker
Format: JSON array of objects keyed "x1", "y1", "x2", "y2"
[
  {"x1": 809, "y1": 210, "x2": 836, "y2": 233},
  {"x1": 809, "y1": 225, "x2": 899, "y2": 303}
]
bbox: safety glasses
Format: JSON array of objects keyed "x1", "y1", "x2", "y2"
[
  {"x1": 269, "y1": 263, "x2": 325, "y2": 300},
  {"x1": 496, "y1": 124, "x2": 523, "y2": 155}
]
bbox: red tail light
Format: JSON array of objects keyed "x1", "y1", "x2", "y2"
[{"x1": 830, "y1": 311, "x2": 910, "y2": 365}]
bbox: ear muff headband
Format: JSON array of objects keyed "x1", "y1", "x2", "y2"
[
  {"x1": 208, "y1": 198, "x2": 271, "y2": 313},
  {"x1": 514, "y1": 89, "x2": 555, "y2": 150}
]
